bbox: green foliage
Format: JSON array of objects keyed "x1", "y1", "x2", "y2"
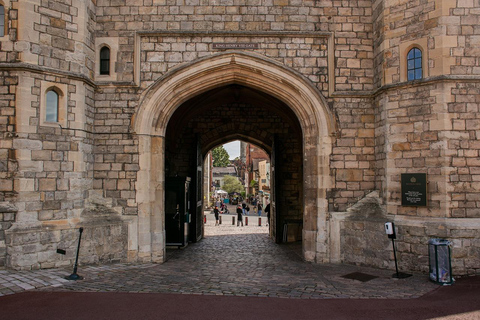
[
  {"x1": 250, "y1": 179, "x2": 257, "y2": 187},
  {"x1": 222, "y1": 175, "x2": 245, "y2": 194},
  {"x1": 212, "y1": 146, "x2": 230, "y2": 167}
]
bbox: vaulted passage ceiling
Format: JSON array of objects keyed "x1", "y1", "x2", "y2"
[{"x1": 165, "y1": 84, "x2": 302, "y2": 158}]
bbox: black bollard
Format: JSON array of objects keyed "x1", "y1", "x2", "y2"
[
  {"x1": 219, "y1": 216, "x2": 222, "y2": 224},
  {"x1": 259, "y1": 217, "x2": 261, "y2": 226},
  {"x1": 245, "y1": 217, "x2": 248, "y2": 226},
  {"x1": 232, "y1": 216, "x2": 235, "y2": 225},
  {"x1": 66, "y1": 227, "x2": 84, "y2": 281}
]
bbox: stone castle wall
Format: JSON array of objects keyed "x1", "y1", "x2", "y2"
[
  {"x1": 0, "y1": 0, "x2": 478, "y2": 274},
  {"x1": 340, "y1": 0, "x2": 480, "y2": 275},
  {"x1": 93, "y1": 0, "x2": 376, "y2": 212},
  {"x1": 0, "y1": 69, "x2": 17, "y2": 266},
  {"x1": 0, "y1": 0, "x2": 128, "y2": 269}
]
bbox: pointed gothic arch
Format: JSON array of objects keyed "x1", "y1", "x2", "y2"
[{"x1": 131, "y1": 52, "x2": 336, "y2": 263}]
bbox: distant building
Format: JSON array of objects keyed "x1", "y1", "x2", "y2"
[
  {"x1": 258, "y1": 160, "x2": 270, "y2": 206},
  {"x1": 240, "y1": 141, "x2": 247, "y2": 164},
  {"x1": 212, "y1": 166, "x2": 237, "y2": 189},
  {"x1": 243, "y1": 144, "x2": 269, "y2": 196}
]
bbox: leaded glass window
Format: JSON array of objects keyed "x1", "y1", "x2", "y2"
[
  {"x1": 0, "y1": 5, "x2": 5, "y2": 37},
  {"x1": 407, "y1": 48, "x2": 422, "y2": 81}
]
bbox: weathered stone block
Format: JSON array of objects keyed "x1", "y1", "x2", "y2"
[{"x1": 39, "y1": 179, "x2": 56, "y2": 191}]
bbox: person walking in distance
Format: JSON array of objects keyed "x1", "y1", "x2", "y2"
[
  {"x1": 257, "y1": 203, "x2": 262, "y2": 217},
  {"x1": 264, "y1": 203, "x2": 270, "y2": 226},
  {"x1": 214, "y1": 206, "x2": 220, "y2": 226},
  {"x1": 236, "y1": 205, "x2": 244, "y2": 227}
]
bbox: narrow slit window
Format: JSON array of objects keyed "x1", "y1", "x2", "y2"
[
  {"x1": 100, "y1": 46, "x2": 110, "y2": 75},
  {"x1": 407, "y1": 48, "x2": 422, "y2": 81},
  {"x1": 45, "y1": 90, "x2": 59, "y2": 122},
  {"x1": 0, "y1": 5, "x2": 5, "y2": 37}
]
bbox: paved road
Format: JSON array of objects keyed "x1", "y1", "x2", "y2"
[
  {"x1": 1, "y1": 281, "x2": 480, "y2": 320},
  {"x1": 0, "y1": 213, "x2": 479, "y2": 319}
]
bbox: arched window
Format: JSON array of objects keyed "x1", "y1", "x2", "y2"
[
  {"x1": 100, "y1": 46, "x2": 110, "y2": 75},
  {"x1": 45, "y1": 90, "x2": 59, "y2": 122},
  {"x1": 0, "y1": 5, "x2": 5, "y2": 37},
  {"x1": 407, "y1": 48, "x2": 422, "y2": 81}
]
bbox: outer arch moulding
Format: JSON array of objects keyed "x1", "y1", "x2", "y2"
[{"x1": 134, "y1": 51, "x2": 336, "y2": 140}]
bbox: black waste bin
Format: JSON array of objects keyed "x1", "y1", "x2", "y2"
[{"x1": 428, "y1": 239, "x2": 454, "y2": 285}]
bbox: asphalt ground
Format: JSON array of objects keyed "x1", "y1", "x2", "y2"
[
  {"x1": 1, "y1": 278, "x2": 479, "y2": 320},
  {"x1": 0, "y1": 210, "x2": 479, "y2": 319}
]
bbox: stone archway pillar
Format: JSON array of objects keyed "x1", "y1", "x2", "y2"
[
  {"x1": 134, "y1": 135, "x2": 166, "y2": 263},
  {"x1": 302, "y1": 132, "x2": 334, "y2": 263},
  {"x1": 303, "y1": 140, "x2": 319, "y2": 262}
]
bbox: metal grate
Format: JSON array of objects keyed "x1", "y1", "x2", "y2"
[{"x1": 341, "y1": 272, "x2": 379, "y2": 282}]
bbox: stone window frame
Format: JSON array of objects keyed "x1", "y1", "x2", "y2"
[
  {"x1": 399, "y1": 39, "x2": 428, "y2": 83},
  {"x1": 95, "y1": 37, "x2": 119, "y2": 81},
  {"x1": 40, "y1": 82, "x2": 67, "y2": 128},
  {"x1": 0, "y1": 0, "x2": 9, "y2": 40}
]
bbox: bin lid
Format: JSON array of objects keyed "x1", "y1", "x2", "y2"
[{"x1": 428, "y1": 238, "x2": 451, "y2": 245}]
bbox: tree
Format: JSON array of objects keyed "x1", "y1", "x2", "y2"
[
  {"x1": 222, "y1": 175, "x2": 245, "y2": 194},
  {"x1": 212, "y1": 146, "x2": 230, "y2": 167}
]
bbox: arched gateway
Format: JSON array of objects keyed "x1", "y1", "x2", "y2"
[{"x1": 132, "y1": 52, "x2": 336, "y2": 263}]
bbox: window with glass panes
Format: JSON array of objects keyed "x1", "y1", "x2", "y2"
[
  {"x1": 100, "y1": 47, "x2": 110, "y2": 75},
  {"x1": 407, "y1": 48, "x2": 422, "y2": 81},
  {"x1": 46, "y1": 90, "x2": 59, "y2": 122},
  {"x1": 0, "y1": 5, "x2": 5, "y2": 37}
]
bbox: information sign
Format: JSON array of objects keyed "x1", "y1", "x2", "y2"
[
  {"x1": 212, "y1": 43, "x2": 259, "y2": 49},
  {"x1": 401, "y1": 173, "x2": 427, "y2": 206}
]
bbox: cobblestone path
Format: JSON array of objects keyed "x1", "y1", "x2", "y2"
[{"x1": 1, "y1": 221, "x2": 437, "y2": 298}]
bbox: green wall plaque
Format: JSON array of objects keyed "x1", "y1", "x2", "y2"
[{"x1": 401, "y1": 173, "x2": 427, "y2": 207}]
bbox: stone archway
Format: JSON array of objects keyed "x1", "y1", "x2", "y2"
[{"x1": 132, "y1": 52, "x2": 335, "y2": 264}]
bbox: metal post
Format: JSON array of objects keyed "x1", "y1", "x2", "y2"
[
  {"x1": 391, "y1": 237, "x2": 412, "y2": 279},
  {"x1": 66, "y1": 227, "x2": 84, "y2": 281},
  {"x1": 245, "y1": 217, "x2": 248, "y2": 226},
  {"x1": 259, "y1": 217, "x2": 261, "y2": 226},
  {"x1": 392, "y1": 238, "x2": 399, "y2": 277}
]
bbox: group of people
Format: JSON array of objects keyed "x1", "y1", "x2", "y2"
[
  {"x1": 212, "y1": 195, "x2": 271, "y2": 227},
  {"x1": 239, "y1": 201, "x2": 266, "y2": 216},
  {"x1": 213, "y1": 202, "x2": 270, "y2": 227},
  {"x1": 235, "y1": 203, "x2": 270, "y2": 227}
]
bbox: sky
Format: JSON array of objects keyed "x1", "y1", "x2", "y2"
[{"x1": 223, "y1": 140, "x2": 240, "y2": 160}]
